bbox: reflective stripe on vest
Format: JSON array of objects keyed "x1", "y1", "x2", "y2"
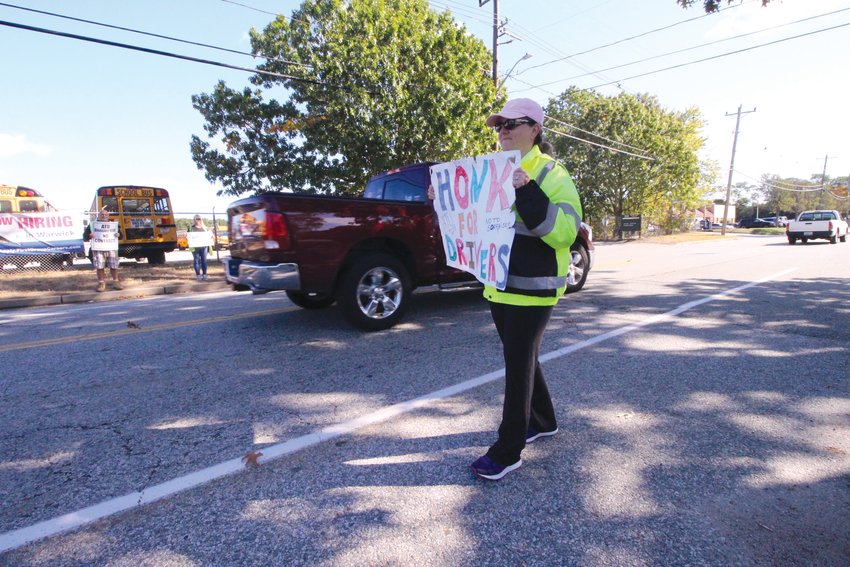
[
  {"x1": 514, "y1": 201, "x2": 582, "y2": 237},
  {"x1": 513, "y1": 160, "x2": 582, "y2": 236},
  {"x1": 535, "y1": 161, "x2": 556, "y2": 185},
  {"x1": 506, "y1": 274, "x2": 568, "y2": 290}
]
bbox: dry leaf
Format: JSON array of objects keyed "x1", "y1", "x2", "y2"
[
  {"x1": 242, "y1": 451, "x2": 263, "y2": 467},
  {"x1": 127, "y1": 321, "x2": 140, "y2": 329}
]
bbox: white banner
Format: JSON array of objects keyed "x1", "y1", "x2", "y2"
[
  {"x1": 429, "y1": 150, "x2": 520, "y2": 290},
  {"x1": 187, "y1": 230, "x2": 213, "y2": 248},
  {"x1": 0, "y1": 212, "x2": 84, "y2": 255},
  {"x1": 91, "y1": 221, "x2": 119, "y2": 252}
]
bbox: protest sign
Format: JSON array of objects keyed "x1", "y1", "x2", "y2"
[
  {"x1": 187, "y1": 230, "x2": 213, "y2": 249},
  {"x1": 91, "y1": 221, "x2": 119, "y2": 252},
  {"x1": 0, "y1": 212, "x2": 84, "y2": 255},
  {"x1": 429, "y1": 150, "x2": 520, "y2": 290}
]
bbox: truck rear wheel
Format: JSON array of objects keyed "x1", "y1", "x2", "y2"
[
  {"x1": 337, "y1": 253, "x2": 411, "y2": 331},
  {"x1": 565, "y1": 244, "x2": 589, "y2": 294},
  {"x1": 285, "y1": 291, "x2": 335, "y2": 309}
]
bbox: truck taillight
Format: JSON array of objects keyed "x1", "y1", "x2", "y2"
[
  {"x1": 264, "y1": 212, "x2": 290, "y2": 248},
  {"x1": 829, "y1": 221, "x2": 834, "y2": 231}
]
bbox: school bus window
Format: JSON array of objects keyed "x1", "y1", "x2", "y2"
[
  {"x1": 122, "y1": 198, "x2": 151, "y2": 213},
  {"x1": 0, "y1": 200, "x2": 11, "y2": 213},
  {"x1": 101, "y1": 196, "x2": 118, "y2": 212},
  {"x1": 154, "y1": 196, "x2": 171, "y2": 214},
  {"x1": 19, "y1": 200, "x2": 39, "y2": 212}
]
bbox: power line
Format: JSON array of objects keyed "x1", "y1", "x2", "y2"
[
  {"x1": 219, "y1": 0, "x2": 281, "y2": 17},
  {"x1": 825, "y1": 188, "x2": 850, "y2": 200},
  {"x1": 500, "y1": 17, "x2": 629, "y2": 89},
  {"x1": 545, "y1": 115, "x2": 652, "y2": 155},
  {"x1": 543, "y1": 126, "x2": 655, "y2": 160},
  {"x1": 0, "y1": 1, "x2": 310, "y2": 69},
  {"x1": 734, "y1": 170, "x2": 828, "y2": 192},
  {"x1": 0, "y1": 19, "x2": 337, "y2": 88},
  {"x1": 431, "y1": 0, "x2": 632, "y2": 93},
  {"x1": 429, "y1": 0, "x2": 493, "y2": 25},
  {"x1": 217, "y1": 0, "x2": 311, "y2": 27},
  {"x1": 749, "y1": 180, "x2": 820, "y2": 193},
  {"x1": 747, "y1": 172, "x2": 850, "y2": 198},
  {"x1": 519, "y1": 0, "x2": 752, "y2": 75},
  {"x1": 532, "y1": 0, "x2": 619, "y2": 33},
  {"x1": 581, "y1": 21, "x2": 850, "y2": 91},
  {"x1": 519, "y1": 6, "x2": 850, "y2": 91}
]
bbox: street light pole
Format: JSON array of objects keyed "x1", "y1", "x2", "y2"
[{"x1": 497, "y1": 53, "x2": 532, "y2": 90}]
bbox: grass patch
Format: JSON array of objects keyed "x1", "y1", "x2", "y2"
[
  {"x1": 0, "y1": 260, "x2": 225, "y2": 298},
  {"x1": 637, "y1": 227, "x2": 785, "y2": 244},
  {"x1": 636, "y1": 231, "x2": 738, "y2": 244},
  {"x1": 750, "y1": 227, "x2": 786, "y2": 235}
]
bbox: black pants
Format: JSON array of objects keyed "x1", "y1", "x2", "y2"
[{"x1": 486, "y1": 301, "x2": 557, "y2": 465}]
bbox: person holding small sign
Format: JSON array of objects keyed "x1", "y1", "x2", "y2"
[
  {"x1": 83, "y1": 208, "x2": 123, "y2": 293},
  {"x1": 189, "y1": 215, "x2": 211, "y2": 281},
  {"x1": 473, "y1": 98, "x2": 582, "y2": 480}
]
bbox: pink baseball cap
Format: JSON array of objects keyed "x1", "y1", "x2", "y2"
[{"x1": 485, "y1": 98, "x2": 545, "y2": 127}]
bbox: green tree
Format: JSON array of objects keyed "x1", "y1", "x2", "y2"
[
  {"x1": 755, "y1": 174, "x2": 844, "y2": 217},
  {"x1": 677, "y1": 0, "x2": 772, "y2": 13},
  {"x1": 546, "y1": 89, "x2": 705, "y2": 237},
  {"x1": 191, "y1": 0, "x2": 499, "y2": 197},
  {"x1": 729, "y1": 180, "x2": 757, "y2": 219}
]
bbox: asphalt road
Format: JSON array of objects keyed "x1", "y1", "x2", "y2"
[{"x1": 1, "y1": 234, "x2": 849, "y2": 566}]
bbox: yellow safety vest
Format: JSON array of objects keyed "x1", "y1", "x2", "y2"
[{"x1": 483, "y1": 145, "x2": 582, "y2": 307}]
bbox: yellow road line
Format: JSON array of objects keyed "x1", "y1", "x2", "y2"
[{"x1": 0, "y1": 306, "x2": 296, "y2": 353}]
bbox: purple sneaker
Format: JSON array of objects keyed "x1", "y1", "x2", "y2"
[
  {"x1": 470, "y1": 455, "x2": 522, "y2": 480},
  {"x1": 526, "y1": 426, "x2": 558, "y2": 443}
]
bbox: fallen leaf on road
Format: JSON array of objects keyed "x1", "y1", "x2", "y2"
[
  {"x1": 242, "y1": 451, "x2": 263, "y2": 467},
  {"x1": 127, "y1": 321, "x2": 141, "y2": 329}
]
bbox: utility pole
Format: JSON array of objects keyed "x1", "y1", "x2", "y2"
[
  {"x1": 479, "y1": 0, "x2": 499, "y2": 88},
  {"x1": 721, "y1": 104, "x2": 756, "y2": 236},
  {"x1": 816, "y1": 154, "x2": 837, "y2": 209}
]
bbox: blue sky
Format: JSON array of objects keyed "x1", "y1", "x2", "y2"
[{"x1": 1, "y1": 0, "x2": 848, "y2": 215}]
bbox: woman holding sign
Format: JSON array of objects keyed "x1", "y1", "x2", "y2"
[
  {"x1": 189, "y1": 215, "x2": 211, "y2": 281},
  {"x1": 472, "y1": 98, "x2": 583, "y2": 480}
]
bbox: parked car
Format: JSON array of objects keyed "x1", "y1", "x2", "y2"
[
  {"x1": 737, "y1": 218, "x2": 774, "y2": 229},
  {"x1": 761, "y1": 216, "x2": 789, "y2": 227},
  {"x1": 224, "y1": 162, "x2": 593, "y2": 331}
]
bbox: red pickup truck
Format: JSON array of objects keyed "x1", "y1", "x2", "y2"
[{"x1": 224, "y1": 163, "x2": 593, "y2": 331}]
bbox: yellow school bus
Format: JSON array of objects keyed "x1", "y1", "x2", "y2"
[
  {"x1": 0, "y1": 185, "x2": 78, "y2": 269},
  {"x1": 0, "y1": 185, "x2": 59, "y2": 213},
  {"x1": 90, "y1": 186, "x2": 177, "y2": 264}
]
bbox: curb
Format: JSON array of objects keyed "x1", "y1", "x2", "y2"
[{"x1": 0, "y1": 282, "x2": 230, "y2": 311}]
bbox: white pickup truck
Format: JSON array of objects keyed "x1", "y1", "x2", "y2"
[{"x1": 786, "y1": 210, "x2": 848, "y2": 245}]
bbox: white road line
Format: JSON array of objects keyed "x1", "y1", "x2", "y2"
[{"x1": 0, "y1": 268, "x2": 796, "y2": 554}]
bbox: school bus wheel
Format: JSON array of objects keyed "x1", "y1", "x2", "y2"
[{"x1": 147, "y1": 251, "x2": 166, "y2": 265}]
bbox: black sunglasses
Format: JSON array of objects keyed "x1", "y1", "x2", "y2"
[{"x1": 493, "y1": 118, "x2": 535, "y2": 133}]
